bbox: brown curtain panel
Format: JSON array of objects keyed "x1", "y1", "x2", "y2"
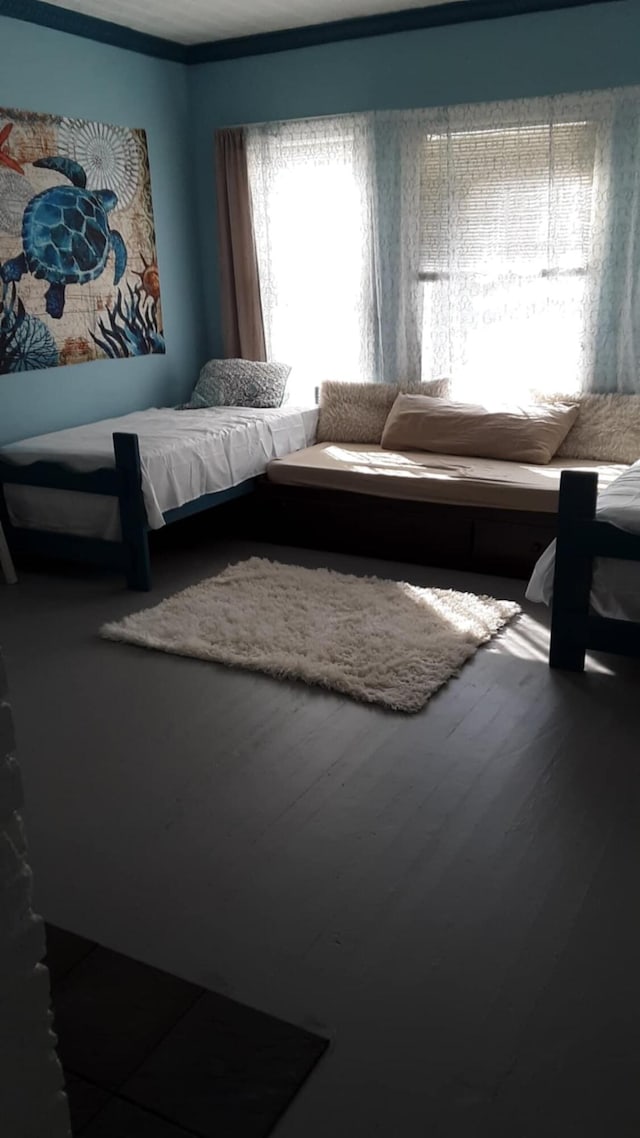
[{"x1": 215, "y1": 128, "x2": 267, "y2": 361}]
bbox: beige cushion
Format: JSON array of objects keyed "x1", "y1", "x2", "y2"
[
  {"x1": 381, "y1": 395, "x2": 579, "y2": 465},
  {"x1": 532, "y1": 392, "x2": 640, "y2": 464},
  {"x1": 268, "y1": 443, "x2": 625, "y2": 513},
  {"x1": 317, "y1": 379, "x2": 449, "y2": 444}
]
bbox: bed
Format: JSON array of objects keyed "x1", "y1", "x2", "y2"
[
  {"x1": 526, "y1": 464, "x2": 640, "y2": 669},
  {"x1": 263, "y1": 442, "x2": 627, "y2": 578},
  {"x1": 0, "y1": 405, "x2": 318, "y2": 590}
]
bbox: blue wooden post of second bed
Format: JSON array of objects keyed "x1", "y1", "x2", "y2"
[
  {"x1": 113, "y1": 433, "x2": 152, "y2": 592},
  {"x1": 549, "y1": 470, "x2": 597, "y2": 671}
]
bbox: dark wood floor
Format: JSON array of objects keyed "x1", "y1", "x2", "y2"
[{"x1": 1, "y1": 527, "x2": 639, "y2": 1137}]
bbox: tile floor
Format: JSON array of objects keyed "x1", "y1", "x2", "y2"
[{"x1": 45, "y1": 925, "x2": 328, "y2": 1137}]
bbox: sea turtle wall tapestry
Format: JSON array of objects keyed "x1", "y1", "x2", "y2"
[{"x1": 0, "y1": 107, "x2": 165, "y2": 375}]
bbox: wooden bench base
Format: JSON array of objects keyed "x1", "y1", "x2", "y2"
[{"x1": 255, "y1": 481, "x2": 556, "y2": 579}]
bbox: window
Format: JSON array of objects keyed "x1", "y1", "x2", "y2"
[
  {"x1": 246, "y1": 95, "x2": 636, "y2": 401},
  {"x1": 247, "y1": 119, "x2": 378, "y2": 404},
  {"x1": 419, "y1": 121, "x2": 598, "y2": 399}
]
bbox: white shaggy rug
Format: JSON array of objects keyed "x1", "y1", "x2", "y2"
[{"x1": 101, "y1": 558, "x2": 520, "y2": 713}]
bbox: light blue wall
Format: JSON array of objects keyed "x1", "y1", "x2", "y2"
[
  {"x1": 4, "y1": 1, "x2": 640, "y2": 443},
  {"x1": 188, "y1": 0, "x2": 640, "y2": 358},
  {"x1": 0, "y1": 16, "x2": 205, "y2": 444}
]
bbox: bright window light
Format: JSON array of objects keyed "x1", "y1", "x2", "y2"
[
  {"x1": 420, "y1": 121, "x2": 597, "y2": 401},
  {"x1": 265, "y1": 163, "x2": 368, "y2": 402}
]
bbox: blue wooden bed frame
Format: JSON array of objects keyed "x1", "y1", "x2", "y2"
[
  {"x1": 550, "y1": 470, "x2": 640, "y2": 669},
  {"x1": 0, "y1": 432, "x2": 255, "y2": 590}
]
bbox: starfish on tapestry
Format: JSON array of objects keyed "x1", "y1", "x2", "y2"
[{"x1": 0, "y1": 123, "x2": 25, "y2": 175}]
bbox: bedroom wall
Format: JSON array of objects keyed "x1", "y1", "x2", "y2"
[
  {"x1": 0, "y1": 16, "x2": 204, "y2": 445},
  {"x1": 188, "y1": 0, "x2": 640, "y2": 359}
]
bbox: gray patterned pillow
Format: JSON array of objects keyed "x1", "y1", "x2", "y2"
[{"x1": 186, "y1": 359, "x2": 291, "y2": 409}]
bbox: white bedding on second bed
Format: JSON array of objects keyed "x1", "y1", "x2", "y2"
[
  {"x1": 526, "y1": 460, "x2": 640, "y2": 621},
  {"x1": 1, "y1": 405, "x2": 318, "y2": 540}
]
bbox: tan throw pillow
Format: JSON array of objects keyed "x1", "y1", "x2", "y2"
[
  {"x1": 317, "y1": 379, "x2": 450, "y2": 444},
  {"x1": 381, "y1": 395, "x2": 579, "y2": 465},
  {"x1": 532, "y1": 392, "x2": 640, "y2": 464}
]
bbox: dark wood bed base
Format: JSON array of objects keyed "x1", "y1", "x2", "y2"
[
  {"x1": 254, "y1": 480, "x2": 557, "y2": 580},
  {"x1": 550, "y1": 470, "x2": 640, "y2": 670},
  {"x1": 0, "y1": 432, "x2": 255, "y2": 591}
]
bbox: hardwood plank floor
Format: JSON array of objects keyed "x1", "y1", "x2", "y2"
[{"x1": 1, "y1": 532, "x2": 639, "y2": 1137}]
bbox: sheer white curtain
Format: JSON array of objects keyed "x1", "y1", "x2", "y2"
[
  {"x1": 372, "y1": 114, "x2": 425, "y2": 383},
  {"x1": 247, "y1": 116, "x2": 379, "y2": 404},
  {"x1": 416, "y1": 93, "x2": 618, "y2": 401},
  {"x1": 592, "y1": 90, "x2": 640, "y2": 392},
  {"x1": 246, "y1": 88, "x2": 640, "y2": 402}
]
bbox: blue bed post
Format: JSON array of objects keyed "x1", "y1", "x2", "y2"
[
  {"x1": 549, "y1": 470, "x2": 598, "y2": 672},
  {"x1": 113, "y1": 433, "x2": 152, "y2": 591}
]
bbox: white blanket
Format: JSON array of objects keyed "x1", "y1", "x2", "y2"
[
  {"x1": 1, "y1": 406, "x2": 318, "y2": 540},
  {"x1": 526, "y1": 460, "x2": 640, "y2": 621}
]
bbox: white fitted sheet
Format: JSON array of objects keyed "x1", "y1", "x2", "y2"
[
  {"x1": 1, "y1": 405, "x2": 318, "y2": 541},
  {"x1": 526, "y1": 460, "x2": 640, "y2": 622}
]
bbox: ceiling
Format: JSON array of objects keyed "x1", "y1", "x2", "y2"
[{"x1": 39, "y1": 0, "x2": 467, "y2": 46}]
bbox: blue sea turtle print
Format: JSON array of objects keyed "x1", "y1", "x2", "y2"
[{"x1": 0, "y1": 156, "x2": 127, "y2": 319}]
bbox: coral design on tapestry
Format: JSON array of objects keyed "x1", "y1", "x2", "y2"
[{"x1": 0, "y1": 107, "x2": 164, "y2": 375}]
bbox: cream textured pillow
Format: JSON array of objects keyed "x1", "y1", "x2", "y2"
[
  {"x1": 381, "y1": 395, "x2": 579, "y2": 464},
  {"x1": 317, "y1": 379, "x2": 450, "y2": 444},
  {"x1": 532, "y1": 392, "x2": 640, "y2": 464}
]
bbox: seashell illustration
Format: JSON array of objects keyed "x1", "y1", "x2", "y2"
[
  {"x1": 57, "y1": 119, "x2": 140, "y2": 209},
  {"x1": 133, "y1": 253, "x2": 161, "y2": 301},
  {"x1": 0, "y1": 283, "x2": 59, "y2": 373},
  {"x1": 8, "y1": 311, "x2": 59, "y2": 371}
]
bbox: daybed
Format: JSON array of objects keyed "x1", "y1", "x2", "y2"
[
  {"x1": 262, "y1": 385, "x2": 638, "y2": 579},
  {"x1": 0, "y1": 404, "x2": 318, "y2": 589},
  {"x1": 264, "y1": 446, "x2": 623, "y2": 577}
]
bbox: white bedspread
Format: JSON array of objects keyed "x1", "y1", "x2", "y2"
[
  {"x1": 1, "y1": 406, "x2": 318, "y2": 540},
  {"x1": 526, "y1": 460, "x2": 640, "y2": 621}
]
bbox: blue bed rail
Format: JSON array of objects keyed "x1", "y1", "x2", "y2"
[
  {"x1": 550, "y1": 470, "x2": 640, "y2": 670},
  {"x1": 0, "y1": 432, "x2": 257, "y2": 591},
  {"x1": 0, "y1": 432, "x2": 151, "y2": 590}
]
